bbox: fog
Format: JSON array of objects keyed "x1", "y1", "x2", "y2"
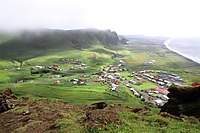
[{"x1": 0, "y1": 0, "x2": 200, "y2": 37}]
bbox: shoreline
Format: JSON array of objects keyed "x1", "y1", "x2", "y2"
[{"x1": 163, "y1": 39, "x2": 200, "y2": 65}]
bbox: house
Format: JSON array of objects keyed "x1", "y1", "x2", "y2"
[
  {"x1": 111, "y1": 87, "x2": 116, "y2": 91},
  {"x1": 78, "y1": 81, "x2": 86, "y2": 85},
  {"x1": 119, "y1": 60, "x2": 125, "y2": 64},
  {"x1": 107, "y1": 75, "x2": 114, "y2": 79},
  {"x1": 69, "y1": 66, "x2": 74, "y2": 70},
  {"x1": 32, "y1": 66, "x2": 44, "y2": 69},
  {"x1": 118, "y1": 64, "x2": 122, "y2": 67},
  {"x1": 144, "y1": 88, "x2": 151, "y2": 93},
  {"x1": 166, "y1": 83, "x2": 172, "y2": 88},
  {"x1": 149, "y1": 75, "x2": 154, "y2": 79},
  {"x1": 83, "y1": 74, "x2": 89, "y2": 78},
  {"x1": 192, "y1": 82, "x2": 200, "y2": 87},
  {"x1": 80, "y1": 66, "x2": 90, "y2": 70},
  {"x1": 154, "y1": 99, "x2": 165, "y2": 106},
  {"x1": 130, "y1": 88, "x2": 140, "y2": 97},
  {"x1": 129, "y1": 80, "x2": 137, "y2": 84},
  {"x1": 125, "y1": 83, "x2": 131, "y2": 87},
  {"x1": 148, "y1": 92, "x2": 154, "y2": 96},
  {"x1": 143, "y1": 60, "x2": 156, "y2": 66},
  {"x1": 154, "y1": 86, "x2": 169, "y2": 95},
  {"x1": 156, "y1": 70, "x2": 161, "y2": 73},
  {"x1": 159, "y1": 94, "x2": 169, "y2": 101},
  {"x1": 54, "y1": 80, "x2": 60, "y2": 85},
  {"x1": 50, "y1": 75, "x2": 61, "y2": 79},
  {"x1": 120, "y1": 77, "x2": 126, "y2": 81},
  {"x1": 158, "y1": 81, "x2": 165, "y2": 86},
  {"x1": 152, "y1": 79, "x2": 156, "y2": 83},
  {"x1": 79, "y1": 78, "x2": 87, "y2": 82},
  {"x1": 114, "y1": 73, "x2": 121, "y2": 77},
  {"x1": 110, "y1": 83, "x2": 119, "y2": 91},
  {"x1": 52, "y1": 64, "x2": 59, "y2": 70},
  {"x1": 154, "y1": 91, "x2": 159, "y2": 94},
  {"x1": 70, "y1": 79, "x2": 79, "y2": 84},
  {"x1": 114, "y1": 79, "x2": 120, "y2": 85},
  {"x1": 164, "y1": 80, "x2": 171, "y2": 84}
]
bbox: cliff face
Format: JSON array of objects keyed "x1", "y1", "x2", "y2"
[
  {"x1": 0, "y1": 29, "x2": 126, "y2": 60},
  {"x1": 0, "y1": 29, "x2": 122, "y2": 50},
  {"x1": 160, "y1": 85, "x2": 200, "y2": 118}
]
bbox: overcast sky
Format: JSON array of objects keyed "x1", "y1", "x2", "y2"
[{"x1": 0, "y1": 0, "x2": 200, "y2": 37}]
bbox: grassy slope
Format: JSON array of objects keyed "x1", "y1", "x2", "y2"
[
  {"x1": 0, "y1": 29, "x2": 120, "y2": 61},
  {"x1": 0, "y1": 43, "x2": 143, "y2": 107},
  {"x1": 1, "y1": 40, "x2": 200, "y2": 104},
  {"x1": 116, "y1": 43, "x2": 200, "y2": 83},
  {"x1": 0, "y1": 35, "x2": 200, "y2": 132},
  {"x1": 1, "y1": 99, "x2": 199, "y2": 133}
]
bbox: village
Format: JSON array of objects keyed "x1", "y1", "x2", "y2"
[
  {"x1": 28, "y1": 58, "x2": 186, "y2": 107},
  {"x1": 91, "y1": 60, "x2": 185, "y2": 106}
]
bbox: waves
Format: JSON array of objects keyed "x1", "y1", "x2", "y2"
[{"x1": 164, "y1": 38, "x2": 200, "y2": 64}]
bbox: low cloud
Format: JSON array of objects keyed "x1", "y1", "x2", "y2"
[{"x1": 0, "y1": 0, "x2": 200, "y2": 37}]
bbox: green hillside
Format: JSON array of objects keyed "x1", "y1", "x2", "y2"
[
  {"x1": 0, "y1": 29, "x2": 200, "y2": 132},
  {"x1": 0, "y1": 29, "x2": 125, "y2": 61}
]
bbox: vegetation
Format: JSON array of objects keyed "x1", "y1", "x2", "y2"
[{"x1": 0, "y1": 29, "x2": 200, "y2": 132}]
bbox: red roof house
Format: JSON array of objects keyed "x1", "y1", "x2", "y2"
[
  {"x1": 192, "y1": 82, "x2": 200, "y2": 87},
  {"x1": 154, "y1": 86, "x2": 169, "y2": 95},
  {"x1": 52, "y1": 64, "x2": 59, "y2": 70}
]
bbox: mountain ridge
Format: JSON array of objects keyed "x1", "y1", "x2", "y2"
[{"x1": 0, "y1": 28, "x2": 127, "y2": 61}]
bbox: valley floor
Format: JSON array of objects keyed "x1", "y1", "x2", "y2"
[{"x1": 0, "y1": 42, "x2": 200, "y2": 132}]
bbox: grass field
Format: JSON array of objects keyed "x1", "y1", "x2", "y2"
[
  {"x1": 0, "y1": 40, "x2": 200, "y2": 132},
  {"x1": 1, "y1": 42, "x2": 200, "y2": 102},
  {"x1": 118, "y1": 43, "x2": 200, "y2": 82}
]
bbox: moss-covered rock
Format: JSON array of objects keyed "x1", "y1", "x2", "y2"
[{"x1": 161, "y1": 85, "x2": 200, "y2": 118}]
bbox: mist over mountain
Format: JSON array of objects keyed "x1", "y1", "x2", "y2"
[
  {"x1": 124, "y1": 35, "x2": 169, "y2": 44},
  {"x1": 0, "y1": 28, "x2": 127, "y2": 61}
]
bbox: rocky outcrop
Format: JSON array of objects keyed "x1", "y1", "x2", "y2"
[
  {"x1": 160, "y1": 85, "x2": 200, "y2": 118},
  {"x1": 0, "y1": 88, "x2": 16, "y2": 113},
  {"x1": 91, "y1": 102, "x2": 107, "y2": 109}
]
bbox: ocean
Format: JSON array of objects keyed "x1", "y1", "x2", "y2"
[{"x1": 164, "y1": 38, "x2": 200, "y2": 64}]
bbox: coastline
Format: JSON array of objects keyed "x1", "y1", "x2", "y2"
[{"x1": 163, "y1": 39, "x2": 200, "y2": 65}]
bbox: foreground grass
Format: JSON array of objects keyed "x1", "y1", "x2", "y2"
[
  {"x1": 1, "y1": 98, "x2": 199, "y2": 133},
  {"x1": 11, "y1": 82, "x2": 143, "y2": 107},
  {"x1": 108, "y1": 112, "x2": 200, "y2": 133}
]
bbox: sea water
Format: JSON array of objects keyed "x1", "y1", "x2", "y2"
[{"x1": 164, "y1": 38, "x2": 200, "y2": 64}]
